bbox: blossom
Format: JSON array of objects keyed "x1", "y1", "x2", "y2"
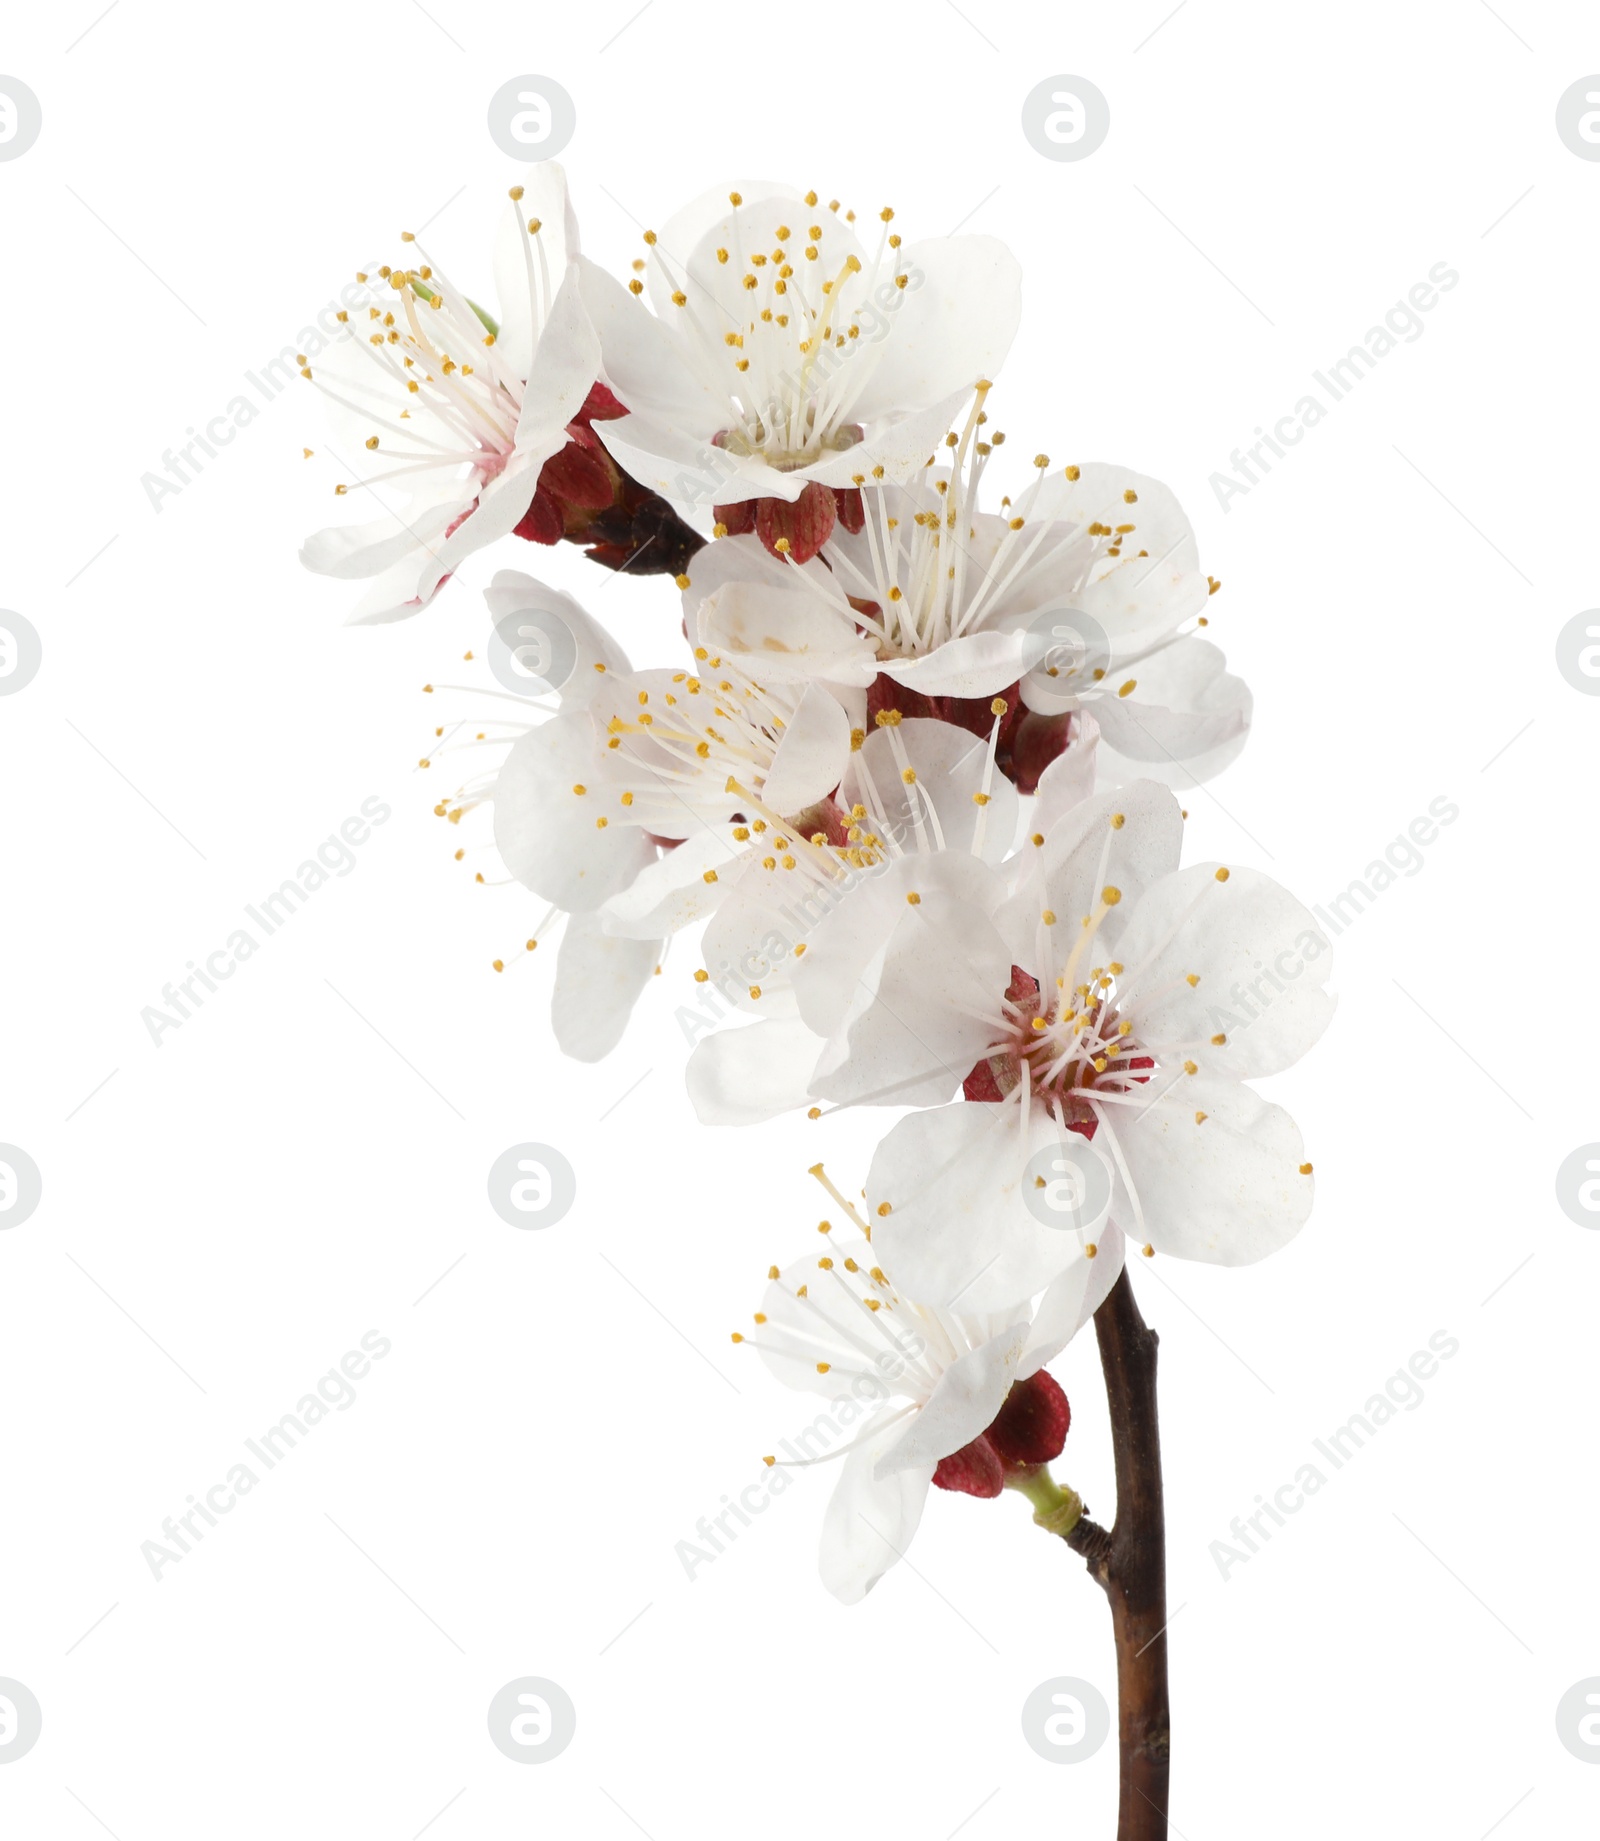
[
  {"x1": 735, "y1": 1167, "x2": 1124, "y2": 1602},
  {"x1": 300, "y1": 167, "x2": 601, "y2": 623},
  {"x1": 577, "y1": 184, "x2": 1022, "y2": 558},
  {"x1": 420, "y1": 571, "x2": 666, "y2": 1059},
  {"x1": 682, "y1": 705, "x2": 1038, "y2": 1122},
  {"x1": 483, "y1": 570, "x2": 861, "y2": 1057},
  {"x1": 675, "y1": 393, "x2": 1250, "y2": 790},
  {"x1": 692, "y1": 777, "x2": 1333, "y2": 1278}
]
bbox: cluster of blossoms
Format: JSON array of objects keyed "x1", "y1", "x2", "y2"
[{"x1": 304, "y1": 168, "x2": 1332, "y2": 1601}]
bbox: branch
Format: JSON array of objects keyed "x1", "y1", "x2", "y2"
[{"x1": 1060, "y1": 1269, "x2": 1171, "y2": 1840}]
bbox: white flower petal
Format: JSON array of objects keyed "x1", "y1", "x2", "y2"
[
  {"x1": 996, "y1": 779, "x2": 1184, "y2": 964},
  {"x1": 1090, "y1": 637, "x2": 1252, "y2": 789},
  {"x1": 698, "y1": 865, "x2": 818, "y2": 1012},
  {"x1": 493, "y1": 714, "x2": 653, "y2": 911},
  {"x1": 1113, "y1": 863, "x2": 1334, "y2": 1078},
  {"x1": 877, "y1": 630, "x2": 1031, "y2": 699},
  {"x1": 484, "y1": 570, "x2": 633, "y2": 704},
  {"x1": 794, "y1": 852, "x2": 1004, "y2": 1040},
  {"x1": 873, "y1": 1321, "x2": 1031, "y2": 1478},
  {"x1": 819, "y1": 1412, "x2": 934, "y2": 1604},
  {"x1": 1025, "y1": 464, "x2": 1207, "y2": 651},
  {"x1": 301, "y1": 484, "x2": 462, "y2": 582},
  {"x1": 686, "y1": 1015, "x2": 823, "y2": 1125},
  {"x1": 577, "y1": 256, "x2": 726, "y2": 440},
  {"x1": 1102, "y1": 1078, "x2": 1313, "y2": 1266},
  {"x1": 761, "y1": 681, "x2": 855, "y2": 815},
  {"x1": 750, "y1": 1253, "x2": 898, "y2": 1401},
  {"x1": 550, "y1": 914, "x2": 660, "y2": 1061},
  {"x1": 846, "y1": 237, "x2": 1023, "y2": 422},
  {"x1": 809, "y1": 896, "x2": 1011, "y2": 1108},
  {"x1": 1030, "y1": 712, "x2": 1102, "y2": 834},
  {"x1": 842, "y1": 718, "x2": 1018, "y2": 867},
  {"x1": 700, "y1": 577, "x2": 878, "y2": 688},
  {"x1": 491, "y1": 162, "x2": 580, "y2": 379},
  {"x1": 595, "y1": 411, "x2": 797, "y2": 512},
  {"x1": 513, "y1": 263, "x2": 605, "y2": 467},
  {"x1": 868, "y1": 1104, "x2": 1112, "y2": 1314},
  {"x1": 1020, "y1": 1223, "x2": 1126, "y2": 1376},
  {"x1": 656, "y1": 183, "x2": 849, "y2": 333},
  {"x1": 598, "y1": 829, "x2": 743, "y2": 938}
]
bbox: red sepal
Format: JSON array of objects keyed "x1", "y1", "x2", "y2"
[
  {"x1": 932, "y1": 1436, "x2": 1006, "y2": 1498},
  {"x1": 755, "y1": 480, "x2": 837, "y2": 563},
  {"x1": 512, "y1": 488, "x2": 564, "y2": 546},
  {"x1": 986, "y1": 1370, "x2": 1071, "y2": 1467}
]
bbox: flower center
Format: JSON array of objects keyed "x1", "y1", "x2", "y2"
[
  {"x1": 963, "y1": 964, "x2": 1155, "y2": 1121},
  {"x1": 715, "y1": 417, "x2": 862, "y2": 473}
]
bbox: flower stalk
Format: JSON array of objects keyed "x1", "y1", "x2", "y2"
[{"x1": 1004, "y1": 1463, "x2": 1084, "y2": 1536}]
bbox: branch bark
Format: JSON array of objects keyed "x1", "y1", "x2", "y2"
[{"x1": 1063, "y1": 1268, "x2": 1170, "y2": 1839}]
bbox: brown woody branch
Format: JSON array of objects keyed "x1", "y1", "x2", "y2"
[{"x1": 1062, "y1": 1269, "x2": 1171, "y2": 1840}]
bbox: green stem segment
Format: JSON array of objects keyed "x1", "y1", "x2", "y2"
[{"x1": 1005, "y1": 1464, "x2": 1084, "y2": 1536}]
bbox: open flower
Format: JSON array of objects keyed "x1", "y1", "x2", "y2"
[
  {"x1": 490, "y1": 577, "x2": 856, "y2": 1004},
  {"x1": 736, "y1": 1167, "x2": 1123, "y2": 1602},
  {"x1": 578, "y1": 183, "x2": 1022, "y2": 557},
  {"x1": 673, "y1": 397, "x2": 1249, "y2": 789},
  {"x1": 422, "y1": 571, "x2": 664, "y2": 1060},
  {"x1": 683, "y1": 705, "x2": 1041, "y2": 1124},
  {"x1": 300, "y1": 167, "x2": 601, "y2": 623},
  {"x1": 693, "y1": 777, "x2": 1333, "y2": 1276}
]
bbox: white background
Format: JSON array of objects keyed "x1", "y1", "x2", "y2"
[{"x1": 2, "y1": 1, "x2": 1596, "y2": 1835}]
